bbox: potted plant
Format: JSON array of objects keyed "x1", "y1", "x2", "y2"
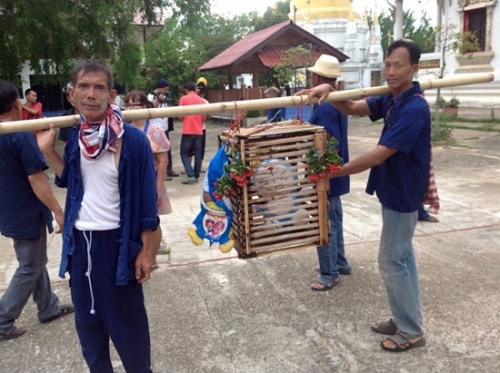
[{"x1": 442, "y1": 96, "x2": 460, "y2": 118}]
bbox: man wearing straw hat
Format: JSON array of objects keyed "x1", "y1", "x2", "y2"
[
  {"x1": 307, "y1": 55, "x2": 351, "y2": 292},
  {"x1": 299, "y1": 39, "x2": 430, "y2": 353},
  {"x1": 262, "y1": 86, "x2": 286, "y2": 123},
  {"x1": 36, "y1": 60, "x2": 158, "y2": 372},
  {"x1": 0, "y1": 80, "x2": 74, "y2": 341}
]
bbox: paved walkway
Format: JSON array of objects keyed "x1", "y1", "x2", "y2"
[{"x1": 1, "y1": 109, "x2": 499, "y2": 372}]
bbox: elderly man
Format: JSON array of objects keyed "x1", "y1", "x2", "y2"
[
  {"x1": 37, "y1": 61, "x2": 158, "y2": 372},
  {"x1": 263, "y1": 86, "x2": 286, "y2": 123}
]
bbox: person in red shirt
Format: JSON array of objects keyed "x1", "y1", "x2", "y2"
[
  {"x1": 21, "y1": 88, "x2": 43, "y2": 120},
  {"x1": 179, "y1": 82, "x2": 207, "y2": 184}
]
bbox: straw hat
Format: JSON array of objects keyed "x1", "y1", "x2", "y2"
[
  {"x1": 264, "y1": 86, "x2": 280, "y2": 95},
  {"x1": 307, "y1": 54, "x2": 342, "y2": 78}
]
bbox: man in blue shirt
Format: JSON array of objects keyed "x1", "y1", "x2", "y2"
[
  {"x1": 0, "y1": 80, "x2": 74, "y2": 340},
  {"x1": 300, "y1": 40, "x2": 430, "y2": 352},
  {"x1": 307, "y1": 55, "x2": 351, "y2": 291},
  {"x1": 37, "y1": 61, "x2": 158, "y2": 372},
  {"x1": 264, "y1": 86, "x2": 286, "y2": 123}
]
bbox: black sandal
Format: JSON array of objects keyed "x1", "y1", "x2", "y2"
[
  {"x1": 371, "y1": 318, "x2": 398, "y2": 335},
  {"x1": 310, "y1": 277, "x2": 340, "y2": 291},
  {"x1": 381, "y1": 332, "x2": 426, "y2": 352},
  {"x1": 41, "y1": 304, "x2": 75, "y2": 324}
]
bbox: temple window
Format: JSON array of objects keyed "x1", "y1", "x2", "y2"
[{"x1": 463, "y1": 8, "x2": 487, "y2": 52}]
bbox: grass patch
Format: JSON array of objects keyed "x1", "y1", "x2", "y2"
[
  {"x1": 451, "y1": 117, "x2": 500, "y2": 124},
  {"x1": 440, "y1": 123, "x2": 500, "y2": 132}
]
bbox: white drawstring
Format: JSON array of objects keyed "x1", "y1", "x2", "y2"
[{"x1": 83, "y1": 231, "x2": 96, "y2": 315}]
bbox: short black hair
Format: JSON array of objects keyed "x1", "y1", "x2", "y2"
[
  {"x1": 0, "y1": 80, "x2": 20, "y2": 115},
  {"x1": 184, "y1": 82, "x2": 196, "y2": 91},
  {"x1": 24, "y1": 88, "x2": 35, "y2": 97},
  {"x1": 71, "y1": 60, "x2": 114, "y2": 91},
  {"x1": 387, "y1": 39, "x2": 421, "y2": 65}
]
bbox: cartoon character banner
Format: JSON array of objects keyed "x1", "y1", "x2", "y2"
[{"x1": 188, "y1": 144, "x2": 234, "y2": 253}]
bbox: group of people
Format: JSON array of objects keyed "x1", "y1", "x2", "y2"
[
  {"x1": 0, "y1": 38, "x2": 439, "y2": 372},
  {"x1": 144, "y1": 77, "x2": 209, "y2": 185}
]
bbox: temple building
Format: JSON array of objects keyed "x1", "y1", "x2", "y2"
[
  {"x1": 290, "y1": 0, "x2": 499, "y2": 106},
  {"x1": 290, "y1": 0, "x2": 385, "y2": 89},
  {"x1": 427, "y1": 0, "x2": 500, "y2": 106}
]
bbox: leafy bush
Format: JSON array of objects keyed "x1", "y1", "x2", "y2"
[
  {"x1": 439, "y1": 96, "x2": 460, "y2": 108},
  {"x1": 246, "y1": 109, "x2": 263, "y2": 118}
]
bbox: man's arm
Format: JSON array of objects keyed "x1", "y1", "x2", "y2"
[
  {"x1": 331, "y1": 100, "x2": 371, "y2": 117},
  {"x1": 297, "y1": 83, "x2": 372, "y2": 116},
  {"x1": 155, "y1": 152, "x2": 168, "y2": 205},
  {"x1": 36, "y1": 124, "x2": 65, "y2": 178},
  {"x1": 28, "y1": 170, "x2": 64, "y2": 233},
  {"x1": 135, "y1": 229, "x2": 154, "y2": 283},
  {"x1": 22, "y1": 104, "x2": 40, "y2": 116},
  {"x1": 335, "y1": 145, "x2": 397, "y2": 177}
]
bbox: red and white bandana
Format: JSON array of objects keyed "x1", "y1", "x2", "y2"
[{"x1": 79, "y1": 103, "x2": 124, "y2": 159}]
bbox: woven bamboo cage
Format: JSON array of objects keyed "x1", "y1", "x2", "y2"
[{"x1": 219, "y1": 120, "x2": 330, "y2": 258}]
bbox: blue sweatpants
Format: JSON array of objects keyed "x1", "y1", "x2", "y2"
[{"x1": 70, "y1": 229, "x2": 152, "y2": 373}]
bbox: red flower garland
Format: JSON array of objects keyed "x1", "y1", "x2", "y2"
[{"x1": 306, "y1": 137, "x2": 343, "y2": 182}]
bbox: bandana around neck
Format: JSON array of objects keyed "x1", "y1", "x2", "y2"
[{"x1": 78, "y1": 103, "x2": 124, "y2": 159}]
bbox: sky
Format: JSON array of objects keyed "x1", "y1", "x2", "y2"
[{"x1": 211, "y1": 0, "x2": 438, "y2": 25}]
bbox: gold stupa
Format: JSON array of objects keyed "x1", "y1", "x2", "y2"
[{"x1": 290, "y1": 0, "x2": 360, "y2": 22}]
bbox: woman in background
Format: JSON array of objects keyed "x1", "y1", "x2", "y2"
[{"x1": 124, "y1": 91, "x2": 172, "y2": 264}]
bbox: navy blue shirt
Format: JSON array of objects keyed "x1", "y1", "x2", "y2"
[
  {"x1": 0, "y1": 131, "x2": 53, "y2": 239},
  {"x1": 365, "y1": 82, "x2": 431, "y2": 212},
  {"x1": 309, "y1": 102, "x2": 350, "y2": 197}
]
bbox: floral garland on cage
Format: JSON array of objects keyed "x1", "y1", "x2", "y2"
[
  {"x1": 306, "y1": 137, "x2": 344, "y2": 182},
  {"x1": 213, "y1": 146, "x2": 254, "y2": 201}
]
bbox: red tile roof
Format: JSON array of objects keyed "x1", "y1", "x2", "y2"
[{"x1": 198, "y1": 20, "x2": 348, "y2": 72}]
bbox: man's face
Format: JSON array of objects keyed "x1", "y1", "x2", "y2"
[
  {"x1": 383, "y1": 47, "x2": 419, "y2": 96},
  {"x1": 155, "y1": 86, "x2": 168, "y2": 95},
  {"x1": 70, "y1": 71, "x2": 116, "y2": 123},
  {"x1": 26, "y1": 90, "x2": 37, "y2": 103}
]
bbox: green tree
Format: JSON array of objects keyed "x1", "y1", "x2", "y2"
[
  {"x1": 375, "y1": 10, "x2": 435, "y2": 54},
  {"x1": 0, "y1": 0, "x2": 209, "y2": 86},
  {"x1": 253, "y1": 1, "x2": 291, "y2": 31},
  {"x1": 272, "y1": 45, "x2": 310, "y2": 87}
]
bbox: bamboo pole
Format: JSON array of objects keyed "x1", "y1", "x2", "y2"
[{"x1": 0, "y1": 73, "x2": 494, "y2": 134}]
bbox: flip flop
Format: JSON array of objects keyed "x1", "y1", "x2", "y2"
[
  {"x1": 310, "y1": 277, "x2": 340, "y2": 291},
  {"x1": 371, "y1": 318, "x2": 398, "y2": 335},
  {"x1": 40, "y1": 304, "x2": 75, "y2": 324},
  {"x1": 381, "y1": 332, "x2": 426, "y2": 352},
  {"x1": 0, "y1": 325, "x2": 25, "y2": 340}
]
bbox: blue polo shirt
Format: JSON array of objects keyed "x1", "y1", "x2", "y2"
[
  {"x1": 0, "y1": 131, "x2": 53, "y2": 239},
  {"x1": 309, "y1": 102, "x2": 350, "y2": 197},
  {"x1": 267, "y1": 107, "x2": 286, "y2": 122},
  {"x1": 365, "y1": 82, "x2": 431, "y2": 212}
]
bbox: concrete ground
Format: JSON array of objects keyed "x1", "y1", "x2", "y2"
[{"x1": 0, "y1": 108, "x2": 499, "y2": 372}]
